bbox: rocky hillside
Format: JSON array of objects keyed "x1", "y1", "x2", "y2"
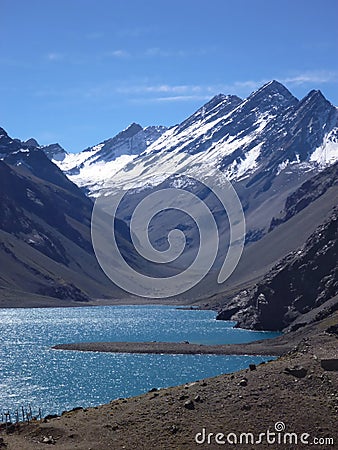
[
  {"x1": 0, "y1": 128, "x2": 133, "y2": 305},
  {"x1": 217, "y1": 207, "x2": 338, "y2": 331},
  {"x1": 269, "y1": 161, "x2": 338, "y2": 230}
]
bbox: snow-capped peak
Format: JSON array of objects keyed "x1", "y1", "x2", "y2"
[{"x1": 49, "y1": 123, "x2": 168, "y2": 195}]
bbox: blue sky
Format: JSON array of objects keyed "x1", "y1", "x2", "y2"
[{"x1": 1, "y1": 0, "x2": 338, "y2": 152}]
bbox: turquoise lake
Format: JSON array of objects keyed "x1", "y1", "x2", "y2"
[{"x1": 0, "y1": 305, "x2": 279, "y2": 418}]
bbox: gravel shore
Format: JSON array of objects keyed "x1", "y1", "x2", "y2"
[{"x1": 53, "y1": 339, "x2": 288, "y2": 356}]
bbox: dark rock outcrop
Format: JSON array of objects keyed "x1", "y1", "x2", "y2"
[{"x1": 217, "y1": 208, "x2": 338, "y2": 331}]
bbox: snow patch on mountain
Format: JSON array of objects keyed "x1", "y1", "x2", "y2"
[
  {"x1": 310, "y1": 128, "x2": 338, "y2": 167},
  {"x1": 52, "y1": 123, "x2": 168, "y2": 195},
  {"x1": 228, "y1": 142, "x2": 263, "y2": 181},
  {"x1": 70, "y1": 154, "x2": 137, "y2": 194}
]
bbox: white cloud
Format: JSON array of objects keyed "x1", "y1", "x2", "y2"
[
  {"x1": 144, "y1": 48, "x2": 187, "y2": 57},
  {"x1": 281, "y1": 71, "x2": 338, "y2": 85},
  {"x1": 119, "y1": 83, "x2": 228, "y2": 104},
  {"x1": 31, "y1": 71, "x2": 338, "y2": 106},
  {"x1": 107, "y1": 50, "x2": 130, "y2": 58},
  {"x1": 46, "y1": 52, "x2": 64, "y2": 62},
  {"x1": 150, "y1": 95, "x2": 211, "y2": 102},
  {"x1": 115, "y1": 72, "x2": 338, "y2": 104},
  {"x1": 116, "y1": 84, "x2": 206, "y2": 95}
]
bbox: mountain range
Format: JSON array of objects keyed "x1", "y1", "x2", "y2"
[
  {"x1": 1, "y1": 80, "x2": 337, "y2": 330},
  {"x1": 47, "y1": 80, "x2": 338, "y2": 249},
  {"x1": 51, "y1": 80, "x2": 337, "y2": 194}
]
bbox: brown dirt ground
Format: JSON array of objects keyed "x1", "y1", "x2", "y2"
[{"x1": 1, "y1": 313, "x2": 337, "y2": 450}]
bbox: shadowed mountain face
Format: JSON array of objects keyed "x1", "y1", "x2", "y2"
[
  {"x1": 0, "y1": 128, "x2": 75, "y2": 191},
  {"x1": 0, "y1": 160, "x2": 92, "y2": 261},
  {"x1": 0, "y1": 130, "x2": 132, "y2": 305}
]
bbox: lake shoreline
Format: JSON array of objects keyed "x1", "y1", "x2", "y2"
[
  {"x1": 0, "y1": 295, "x2": 194, "y2": 309},
  {"x1": 53, "y1": 310, "x2": 331, "y2": 357}
]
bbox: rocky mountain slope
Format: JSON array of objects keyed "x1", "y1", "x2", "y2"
[
  {"x1": 269, "y1": 161, "x2": 338, "y2": 230},
  {"x1": 217, "y1": 195, "x2": 338, "y2": 331},
  {"x1": 0, "y1": 129, "x2": 130, "y2": 305}
]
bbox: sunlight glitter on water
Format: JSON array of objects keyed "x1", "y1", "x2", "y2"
[{"x1": 0, "y1": 305, "x2": 278, "y2": 416}]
